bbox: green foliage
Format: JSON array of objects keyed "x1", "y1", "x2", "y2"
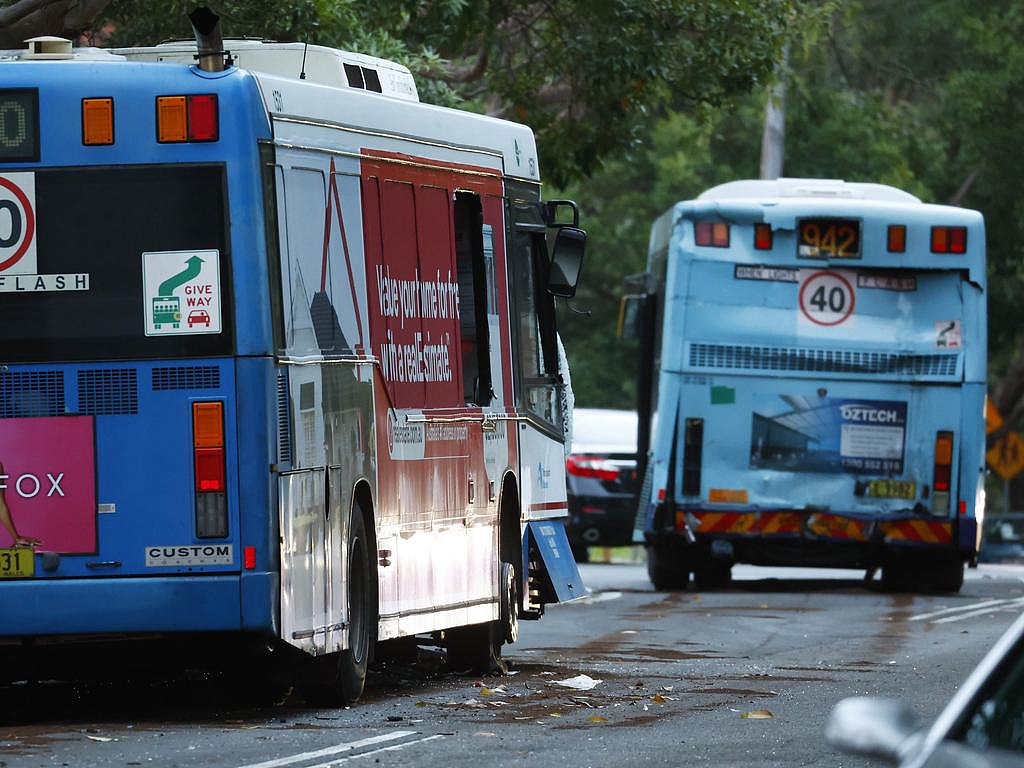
[{"x1": 100, "y1": 0, "x2": 794, "y2": 185}]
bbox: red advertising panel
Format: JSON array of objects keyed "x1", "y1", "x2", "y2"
[{"x1": 0, "y1": 416, "x2": 97, "y2": 553}]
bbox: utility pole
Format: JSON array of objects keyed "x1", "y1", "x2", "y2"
[{"x1": 760, "y1": 44, "x2": 788, "y2": 180}]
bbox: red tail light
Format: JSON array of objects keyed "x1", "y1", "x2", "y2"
[
  {"x1": 754, "y1": 223, "x2": 773, "y2": 250},
  {"x1": 887, "y1": 225, "x2": 906, "y2": 253},
  {"x1": 566, "y1": 454, "x2": 620, "y2": 481},
  {"x1": 933, "y1": 431, "x2": 953, "y2": 492},
  {"x1": 193, "y1": 401, "x2": 228, "y2": 537},
  {"x1": 187, "y1": 94, "x2": 219, "y2": 141},
  {"x1": 931, "y1": 226, "x2": 967, "y2": 254},
  {"x1": 195, "y1": 447, "x2": 226, "y2": 491}
]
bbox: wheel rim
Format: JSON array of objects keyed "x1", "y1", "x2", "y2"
[{"x1": 349, "y1": 533, "x2": 367, "y2": 664}]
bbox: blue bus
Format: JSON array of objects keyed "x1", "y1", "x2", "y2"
[
  {"x1": 630, "y1": 179, "x2": 985, "y2": 593},
  {"x1": 0, "y1": 24, "x2": 585, "y2": 703}
]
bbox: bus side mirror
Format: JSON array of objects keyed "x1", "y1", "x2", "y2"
[
  {"x1": 617, "y1": 294, "x2": 646, "y2": 339},
  {"x1": 548, "y1": 226, "x2": 586, "y2": 298}
]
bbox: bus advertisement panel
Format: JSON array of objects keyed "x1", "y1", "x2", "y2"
[{"x1": 633, "y1": 179, "x2": 985, "y2": 594}]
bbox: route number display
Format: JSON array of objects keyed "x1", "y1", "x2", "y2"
[
  {"x1": 798, "y1": 218, "x2": 860, "y2": 259},
  {"x1": 0, "y1": 89, "x2": 39, "y2": 163},
  {"x1": 798, "y1": 269, "x2": 855, "y2": 326}
]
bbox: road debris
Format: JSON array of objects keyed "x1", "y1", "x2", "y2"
[
  {"x1": 740, "y1": 710, "x2": 774, "y2": 719},
  {"x1": 552, "y1": 674, "x2": 603, "y2": 691}
]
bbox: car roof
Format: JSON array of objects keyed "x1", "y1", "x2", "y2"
[{"x1": 572, "y1": 408, "x2": 637, "y2": 454}]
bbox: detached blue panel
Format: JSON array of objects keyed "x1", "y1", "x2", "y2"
[{"x1": 526, "y1": 521, "x2": 586, "y2": 602}]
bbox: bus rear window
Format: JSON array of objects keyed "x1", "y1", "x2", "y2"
[{"x1": 0, "y1": 164, "x2": 232, "y2": 362}]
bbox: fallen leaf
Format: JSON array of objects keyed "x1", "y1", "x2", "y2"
[
  {"x1": 651, "y1": 694, "x2": 666, "y2": 703},
  {"x1": 415, "y1": 701, "x2": 429, "y2": 708},
  {"x1": 86, "y1": 735, "x2": 115, "y2": 742},
  {"x1": 587, "y1": 716, "x2": 608, "y2": 723},
  {"x1": 474, "y1": 732, "x2": 497, "y2": 737},
  {"x1": 740, "y1": 710, "x2": 774, "y2": 719}
]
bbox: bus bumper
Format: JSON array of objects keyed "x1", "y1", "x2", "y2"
[
  {"x1": 0, "y1": 572, "x2": 277, "y2": 638},
  {"x1": 643, "y1": 505, "x2": 976, "y2": 563}
]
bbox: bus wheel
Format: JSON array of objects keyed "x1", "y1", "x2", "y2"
[
  {"x1": 646, "y1": 543, "x2": 689, "y2": 590},
  {"x1": 694, "y1": 562, "x2": 732, "y2": 591},
  {"x1": 445, "y1": 560, "x2": 515, "y2": 675},
  {"x1": 880, "y1": 560, "x2": 912, "y2": 592},
  {"x1": 929, "y1": 558, "x2": 965, "y2": 594},
  {"x1": 299, "y1": 510, "x2": 374, "y2": 706}
]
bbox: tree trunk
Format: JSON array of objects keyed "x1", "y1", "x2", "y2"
[{"x1": 0, "y1": 0, "x2": 111, "y2": 50}]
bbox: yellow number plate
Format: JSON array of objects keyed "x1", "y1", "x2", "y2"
[
  {"x1": 0, "y1": 548, "x2": 34, "y2": 578},
  {"x1": 868, "y1": 480, "x2": 916, "y2": 500}
]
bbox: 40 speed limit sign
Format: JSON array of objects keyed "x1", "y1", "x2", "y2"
[{"x1": 798, "y1": 269, "x2": 855, "y2": 326}]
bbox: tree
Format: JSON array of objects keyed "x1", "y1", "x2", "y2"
[
  {"x1": 0, "y1": 0, "x2": 109, "y2": 48},
  {"x1": 94, "y1": 0, "x2": 795, "y2": 186}
]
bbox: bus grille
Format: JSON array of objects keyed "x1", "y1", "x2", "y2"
[
  {"x1": 0, "y1": 371, "x2": 64, "y2": 417},
  {"x1": 688, "y1": 343, "x2": 959, "y2": 377},
  {"x1": 152, "y1": 365, "x2": 221, "y2": 390},
  {"x1": 78, "y1": 369, "x2": 138, "y2": 415},
  {"x1": 277, "y1": 368, "x2": 292, "y2": 464}
]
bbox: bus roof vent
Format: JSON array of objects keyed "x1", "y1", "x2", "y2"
[{"x1": 23, "y1": 36, "x2": 73, "y2": 60}]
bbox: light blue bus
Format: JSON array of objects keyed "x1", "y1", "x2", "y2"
[{"x1": 632, "y1": 179, "x2": 985, "y2": 593}]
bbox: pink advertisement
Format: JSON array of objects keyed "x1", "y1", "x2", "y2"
[{"x1": 0, "y1": 416, "x2": 97, "y2": 554}]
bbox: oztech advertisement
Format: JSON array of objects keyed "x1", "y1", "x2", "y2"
[{"x1": 750, "y1": 394, "x2": 908, "y2": 475}]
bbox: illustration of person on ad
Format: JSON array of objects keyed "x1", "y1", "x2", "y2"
[{"x1": 0, "y1": 462, "x2": 40, "y2": 547}]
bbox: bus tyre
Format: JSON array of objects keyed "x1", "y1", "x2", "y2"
[
  {"x1": 299, "y1": 510, "x2": 374, "y2": 707},
  {"x1": 446, "y1": 561, "x2": 516, "y2": 675},
  {"x1": 694, "y1": 562, "x2": 732, "y2": 591},
  {"x1": 930, "y1": 558, "x2": 965, "y2": 594},
  {"x1": 880, "y1": 560, "x2": 912, "y2": 592},
  {"x1": 646, "y1": 543, "x2": 689, "y2": 590}
]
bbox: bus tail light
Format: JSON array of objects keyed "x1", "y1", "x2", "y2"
[
  {"x1": 932, "y1": 431, "x2": 953, "y2": 516},
  {"x1": 193, "y1": 401, "x2": 228, "y2": 538},
  {"x1": 157, "y1": 94, "x2": 219, "y2": 143},
  {"x1": 695, "y1": 221, "x2": 729, "y2": 248},
  {"x1": 931, "y1": 226, "x2": 967, "y2": 254},
  {"x1": 566, "y1": 454, "x2": 619, "y2": 481},
  {"x1": 754, "y1": 223, "x2": 773, "y2": 250},
  {"x1": 887, "y1": 225, "x2": 906, "y2": 253},
  {"x1": 81, "y1": 97, "x2": 114, "y2": 145}
]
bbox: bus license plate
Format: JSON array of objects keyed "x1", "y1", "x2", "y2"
[
  {"x1": 0, "y1": 548, "x2": 34, "y2": 578},
  {"x1": 798, "y1": 218, "x2": 861, "y2": 258},
  {"x1": 868, "y1": 480, "x2": 916, "y2": 500}
]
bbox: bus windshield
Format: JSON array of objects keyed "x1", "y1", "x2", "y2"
[{"x1": 0, "y1": 164, "x2": 232, "y2": 363}]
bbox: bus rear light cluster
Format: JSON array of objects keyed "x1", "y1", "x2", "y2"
[
  {"x1": 932, "y1": 430, "x2": 954, "y2": 516},
  {"x1": 193, "y1": 401, "x2": 228, "y2": 538},
  {"x1": 695, "y1": 221, "x2": 730, "y2": 248},
  {"x1": 753, "y1": 223, "x2": 773, "y2": 250},
  {"x1": 157, "y1": 94, "x2": 219, "y2": 143},
  {"x1": 931, "y1": 226, "x2": 967, "y2": 254},
  {"x1": 566, "y1": 454, "x2": 619, "y2": 481}
]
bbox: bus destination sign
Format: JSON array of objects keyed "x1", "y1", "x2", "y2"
[
  {"x1": 0, "y1": 89, "x2": 39, "y2": 163},
  {"x1": 797, "y1": 218, "x2": 861, "y2": 259}
]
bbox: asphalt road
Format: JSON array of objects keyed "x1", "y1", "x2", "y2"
[{"x1": 3, "y1": 561, "x2": 1024, "y2": 767}]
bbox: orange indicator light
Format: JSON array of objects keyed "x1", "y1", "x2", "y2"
[{"x1": 81, "y1": 98, "x2": 114, "y2": 145}]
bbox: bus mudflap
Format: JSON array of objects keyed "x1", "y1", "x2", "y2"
[{"x1": 521, "y1": 521, "x2": 586, "y2": 617}]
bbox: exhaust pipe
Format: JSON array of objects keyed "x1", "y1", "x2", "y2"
[{"x1": 188, "y1": 6, "x2": 228, "y2": 73}]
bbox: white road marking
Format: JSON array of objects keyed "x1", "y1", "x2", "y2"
[
  {"x1": 931, "y1": 597, "x2": 1024, "y2": 624},
  {"x1": 235, "y1": 732, "x2": 415, "y2": 768},
  {"x1": 304, "y1": 734, "x2": 445, "y2": 767},
  {"x1": 909, "y1": 598, "x2": 1017, "y2": 622}
]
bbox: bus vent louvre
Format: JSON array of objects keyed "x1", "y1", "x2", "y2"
[
  {"x1": 277, "y1": 368, "x2": 292, "y2": 464},
  {"x1": 151, "y1": 366, "x2": 221, "y2": 390},
  {"x1": 0, "y1": 371, "x2": 65, "y2": 418},
  {"x1": 77, "y1": 369, "x2": 138, "y2": 415},
  {"x1": 688, "y1": 344, "x2": 959, "y2": 377}
]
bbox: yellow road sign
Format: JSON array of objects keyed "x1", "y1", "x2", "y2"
[
  {"x1": 986, "y1": 398, "x2": 1004, "y2": 435},
  {"x1": 987, "y1": 431, "x2": 1024, "y2": 481}
]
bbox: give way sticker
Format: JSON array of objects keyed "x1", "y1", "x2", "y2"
[
  {"x1": 798, "y1": 269, "x2": 855, "y2": 326},
  {"x1": 0, "y1": 172, "x2": 36, "y2": 275}
]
